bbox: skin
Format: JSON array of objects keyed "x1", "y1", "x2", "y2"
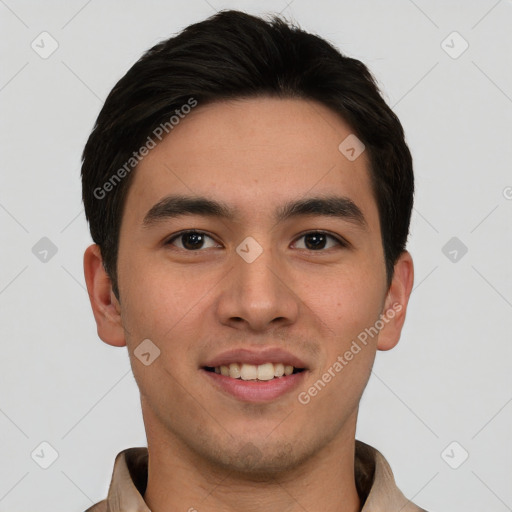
[{"x1": 84, "y1": 97, "x2": 414, "y2": 512}]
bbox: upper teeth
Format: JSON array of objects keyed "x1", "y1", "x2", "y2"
[{"x1": 214, "y1": 363, "x2": 296, "y2": 380}]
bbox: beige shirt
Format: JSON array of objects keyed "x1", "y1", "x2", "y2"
[{"x1": 85, "y1": 440, "x2": 427, "y2": 512}]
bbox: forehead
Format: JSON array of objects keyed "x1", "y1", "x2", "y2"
[{"x1": 121, "y1": 96, "x2": 378, "y2": 230}]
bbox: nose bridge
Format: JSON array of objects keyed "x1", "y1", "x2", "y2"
[
  {"x1": 238, "y1": 243, "x2": 280, "y2": 298},
  {"x1": 216, "y1": 237, "x2": 299, "y2": 330}
]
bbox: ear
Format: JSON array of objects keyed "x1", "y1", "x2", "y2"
[
  {"x1": 83, "y1": 244, "x2": 126, "y2": 347},
  {"x1": 377, "y1": 251, "x2": 414, "y2": 351}
]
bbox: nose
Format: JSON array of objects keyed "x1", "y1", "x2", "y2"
[{"x1": 214, "y1": 243, "x2": 300, "y2": 332}]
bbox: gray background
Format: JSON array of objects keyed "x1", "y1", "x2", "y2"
[{"x1": 1, "y1": 1, "x2": 511, "y2": 511}]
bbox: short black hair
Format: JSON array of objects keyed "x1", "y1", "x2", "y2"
[{"x1": 81, "y1": 9, "x2": 414, "y2": 299}]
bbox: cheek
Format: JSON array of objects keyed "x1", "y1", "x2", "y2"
[
  {"x1": 302, "y1": 266, "x2": 384, "y2": 343},
  {"x1": 118, "y1": 252, "x2": 207, "y2": 334},
  {"x1": 118, "y1": 265, "x2": 202, "y2": 403},
  {"x1": 118, "y1": 256, "x2": 220, "y2": 391},
  {"x1": 300, "y1": 271, "x2": 381, "y2": 416}
]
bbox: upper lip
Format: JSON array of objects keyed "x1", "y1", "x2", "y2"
[{"x1": 203, "y1": 348, "x2": 308, "y2": 369}]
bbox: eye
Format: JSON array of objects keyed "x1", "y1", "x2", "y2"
[
  {"x1": 164, "y1": 230, "x2": 346, "y2": 252},
  {"x1": 165, "y1": 230, "x2": 221, "y2": 251},
  {"x1": 293, "y1": 231, "x2": 346, "y2": 251}
]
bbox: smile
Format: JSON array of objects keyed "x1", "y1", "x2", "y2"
[{"x1": 204, "y1": 362, "x2": 305, "y2": 381}]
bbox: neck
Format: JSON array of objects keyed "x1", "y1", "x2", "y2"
[{"x1": 143, "y1": 408, "x2": 361, "y2": 512}]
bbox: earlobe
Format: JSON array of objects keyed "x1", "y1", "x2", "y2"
[
  {"x1": 83, "y1": 244, "x2": 126, "y2": 347},
  {"x1": 377, "y1": 251, "x2": 414, "y2": 351}
]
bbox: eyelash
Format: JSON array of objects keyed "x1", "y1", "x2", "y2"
[{"x1": 164, "y1": 230, "x2": 348, "y2": 251}]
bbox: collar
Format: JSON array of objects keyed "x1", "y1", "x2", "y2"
[{"x1": 88, "y1": 440, "x2": 426, "y2": 512}]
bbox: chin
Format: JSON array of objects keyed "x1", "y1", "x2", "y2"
[{"x1": 198, "y1": 437, "x2": 315, "y2": 479}]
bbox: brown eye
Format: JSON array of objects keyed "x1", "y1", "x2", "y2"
[
  {"x1": 293, "y1": 232, "x2": 345, "y2": 251},
  {"x1": 166, "y1": 231, "x2": 219, "y2": 250}
]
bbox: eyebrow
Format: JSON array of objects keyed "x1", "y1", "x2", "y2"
[{"x1": 142, "y1": 194, "x2": 367, "y2": 229}]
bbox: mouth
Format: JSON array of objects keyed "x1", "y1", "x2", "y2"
[
  {"x1": 201, "y1": 351, "x2": 309, "y2": 402},
  {"x1": 201, "y1": 348, "x2": 309, "y2": 402},
  {"x1": 203, "y1": 362, "x2": 305, "y2": 381}
]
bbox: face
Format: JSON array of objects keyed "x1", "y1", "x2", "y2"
[{"x1": 86, "y1": 97, "x2": 413, "y2": 475}]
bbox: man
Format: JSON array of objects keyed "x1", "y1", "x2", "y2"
[{"x1": 82, "y1": 9, "x2": 426, "y2": 512}]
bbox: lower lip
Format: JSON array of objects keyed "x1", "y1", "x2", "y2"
[{"x1": 201, "y1": 369, "x2": 307, "y2": 403}]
